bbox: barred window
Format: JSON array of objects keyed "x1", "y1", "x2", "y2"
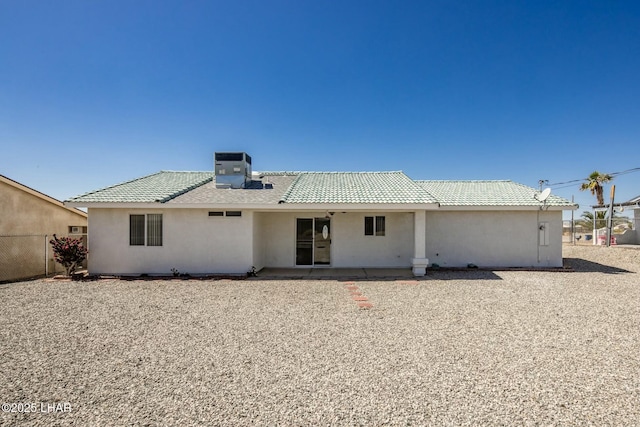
[
  {"x1": 130, "y1": 215, "x2": 145, "y2": 246},
  {"x1": 147, "y1": 214, "x2": 163, "y2": 246},
  {"x1": 130, "y1": 214, "x2": 163, "y2": 246}
]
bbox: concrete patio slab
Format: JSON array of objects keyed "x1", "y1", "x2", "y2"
[{"x1": 255, "y1": 267, "x2": 415, "y2": 280}]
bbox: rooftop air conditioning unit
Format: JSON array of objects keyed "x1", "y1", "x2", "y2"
[{"x1": 214, "y1": 152, "x2": 252, "y2": 189}]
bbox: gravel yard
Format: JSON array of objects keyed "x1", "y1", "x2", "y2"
[{"x1": 1, "y1": 245, "x2": 639, "y2": 426}]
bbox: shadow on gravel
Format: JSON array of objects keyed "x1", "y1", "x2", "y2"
[
  {"x1": 564, "y1": 258, "x2": 634, "y2": 274},
  {"x1": 426, "y1": 270, "x2": 503, "y2": 281}
]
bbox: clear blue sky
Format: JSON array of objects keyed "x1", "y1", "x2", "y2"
[{"x1": 2, "y1": 0, "x2": 639, "y2": 216}]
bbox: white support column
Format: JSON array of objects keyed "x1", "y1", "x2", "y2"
[
  {"x1": 412, "y1": 210, "x2": 428, "y2": 276},
  {"x1": 592, "y1": 207, "x2": 597, "y2": 245}
]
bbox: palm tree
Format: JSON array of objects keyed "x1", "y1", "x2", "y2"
[
  {"x1": 579, "y1": 171, "x2": 613, "y2": 206},
  {"x1": 576, "y1": 210, "x2": 631, "y2": 231},
  {"x1": 576, "y1": 211, "x2": 607, "y2": 230}
]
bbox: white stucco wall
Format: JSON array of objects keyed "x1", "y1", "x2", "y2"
[
  {"x1": 425, "y1": 210, "x2": 563, "y2": 268},
  {"x1": 332, "y1": 212, "x2": 414, "y2": 267},
  {"x1": 88, "y1": 208, "x2": 254, "y2": 275},
  {"x1": 252, "y1": 212, "x2": 266, "y2": 271},
  {"x1": 257, "y1": 211, "x2": 414, "y2": 268},
  {"x1": 88, "y1": 207, "x2": 566, "y2": 274},
  {"x1": 258, "y1": 212, "x2": 295, "y2": 268}
]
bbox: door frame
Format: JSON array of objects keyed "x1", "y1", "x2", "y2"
[{"x1": 294, "y1": 216, "x2": 332, "y2": 267}]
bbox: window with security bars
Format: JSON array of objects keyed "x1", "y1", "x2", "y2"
[
  {"x1": 130, "y1": 214, "x2": 163, "y2": 246},
  {"x1": 364, "y1": 216, "x2": 385, "y2": 236},
  {"x1": 130, "y1": 215, "x2": 145, "y2": 245},
  {"x1": 147, "y1": 214, "x2": 163, "y2": 246}
]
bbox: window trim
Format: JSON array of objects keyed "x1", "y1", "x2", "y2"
[
  {"x1": 129, "y1": 214, "x2": 163, "y2": 247},
  {"x1": 364, "y1": 216, "x2": 386, "y2": 236}
]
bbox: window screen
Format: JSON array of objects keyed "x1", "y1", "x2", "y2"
[
  {"x1": 375, "y1": 216, "x2": 386, "y2": 236},
  {"x1": 130, "y1": 215, "x2": 145, "y2": 246},
  {"x1": 147, "y1": 214, "x2": 163, "y2": 246}
]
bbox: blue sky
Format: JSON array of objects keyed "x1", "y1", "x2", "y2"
[{"x1": 1, "y1": 0, "x2": 639, "y2": 216}]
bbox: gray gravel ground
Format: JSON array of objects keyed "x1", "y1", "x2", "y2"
[{"x1": 1, "y1": 245, "x2": 639, "y2": 426}]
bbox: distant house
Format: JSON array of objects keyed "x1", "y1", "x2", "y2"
[
  {"x1": 594, "y1": 194, "x2": 640, "y2": 245},
  {"x1": 0, "y1": 174, "x2": 88, "y2": 282},
  {"x1": 65, "y1": 152, "x2": 576, "y2": 277}
]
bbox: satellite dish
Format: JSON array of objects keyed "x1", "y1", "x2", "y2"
[{"x1": 537, "y1": 188, "x2": 551, "y2": 202}]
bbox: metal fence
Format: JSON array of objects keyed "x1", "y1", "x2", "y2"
[
  {"x1": 563, "y1": 217, "x2": 638, "y2": 245},
  {"x1": 0, "y1": 234, "x2": 87, "y2": 283}
]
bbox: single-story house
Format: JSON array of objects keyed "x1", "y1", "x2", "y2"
[
  {"x1": 0, "y1": 174, "x2": 88, "y2": 282},
  {"x1": 65, "y1": 152, "x2": 577, "y2": 276}
]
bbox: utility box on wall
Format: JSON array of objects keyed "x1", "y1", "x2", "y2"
[{"x1": 539, "y1": 222, "x2": 549, "y2": 246}]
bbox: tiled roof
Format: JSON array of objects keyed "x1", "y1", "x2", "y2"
[
  {"x1": 280, "y1": 172, "x2": 438, "y2": 204},
  {"x1": 168, "y1": 174, "x2": 298, "y2": 205},
  {"x1": 416, "y1": 180, "x2": 576, "y2": 207},
  {"x1": 67, "y1": 171, "x2": 213, "y2": 203},
  {"x1": 66, "y1": 170, "x2": 576, "y2": 208}
]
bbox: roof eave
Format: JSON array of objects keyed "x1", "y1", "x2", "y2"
[
  {"x1": 436, "y1": 205, "x2": 578, "y2": 211},
  {"x1": 64, "y1": 201, "x2": 442, "y2": 210}
]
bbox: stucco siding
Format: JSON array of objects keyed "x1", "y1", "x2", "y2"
[
  {"x1": 259, "y1": 212, "x2": 297, "y2": 268},
  {"x1": 332, "y1": 212, "x2": 414, "y2": 267},
  {"x1": 252, "y1": 212, "x2": 266, "y2": 271},
  {"x1": 1, "y1": 178, "x2": 87, "y2": 281},
  {"x1": 258, "y1": 211, "x2": 413, "y2": 268},
  {"x1": 88, "y1": 208, "x2": 253, "y2": 275},
  {"x1": 425, "y1": 210, "x2": 563, "y2": 268},
  {"x1": 0, "y1": 180, "x2": 86, "y2": 236}
]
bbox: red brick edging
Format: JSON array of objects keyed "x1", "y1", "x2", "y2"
[{"x1": 342, "y1": 281, "x2": 373, "y2": 309}]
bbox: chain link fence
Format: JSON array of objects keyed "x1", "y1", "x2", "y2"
[
  {"x1": 0, "y1": 234, "x2": 87, "y2": 283},
  {"x1": 563, "y1": 217, "x2": 638, "y2": 245}
]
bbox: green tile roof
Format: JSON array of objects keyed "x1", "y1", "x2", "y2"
[
  {"x1": 66, "y1": 170, "x2": 576, "y2": 208},
  {"x1": 67, "y1": 171, "x2": 213, "y2": 203},
  {"x1": 416, "y1": 180, "x2": 576, "y2": 207},
  {"x1": 280, "y1": 172, "x2": 438, "y2": 204}
]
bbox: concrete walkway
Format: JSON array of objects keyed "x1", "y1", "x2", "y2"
[{"x1": 254, "y1": 267, "x2": 416, "y2": 280}]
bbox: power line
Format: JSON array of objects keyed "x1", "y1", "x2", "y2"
[{"x1": 548, "y1": 167, "x2": 640, "y2": 188}]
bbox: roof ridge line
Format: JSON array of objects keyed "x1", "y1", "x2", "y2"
[
  {"x1": 156, "y1": 174, "x2": 214, "y2": 203},
  {"x1": 278, "y1": 174, "x2": 304, "y2": 204},
  {"x1": 159, "y1": 170, "x2": 213, "y2": 174},
  {"x1": 66, "y1": 171, "x2": 165, "y2": 201},
  {"x1": 415, "y1": 179, "x2": 512, "y2": 183},
  {"x1": 301, "y1": 170, "x2": 404, "y2": 174}
]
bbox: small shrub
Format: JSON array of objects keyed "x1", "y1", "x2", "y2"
[{"x1": 49, "y1": 234, "x2": 88, "y2": 276}]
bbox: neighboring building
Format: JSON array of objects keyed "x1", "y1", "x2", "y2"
[
  {"x1": 0, "y1": 174, "x2": 88, "y2": 282},
  {"x1": 65, "y1": 153, "x2": 576, "y2": 277},
  {"x1": 594, "y1": 194, "x2": 640, "y2": 245}
]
